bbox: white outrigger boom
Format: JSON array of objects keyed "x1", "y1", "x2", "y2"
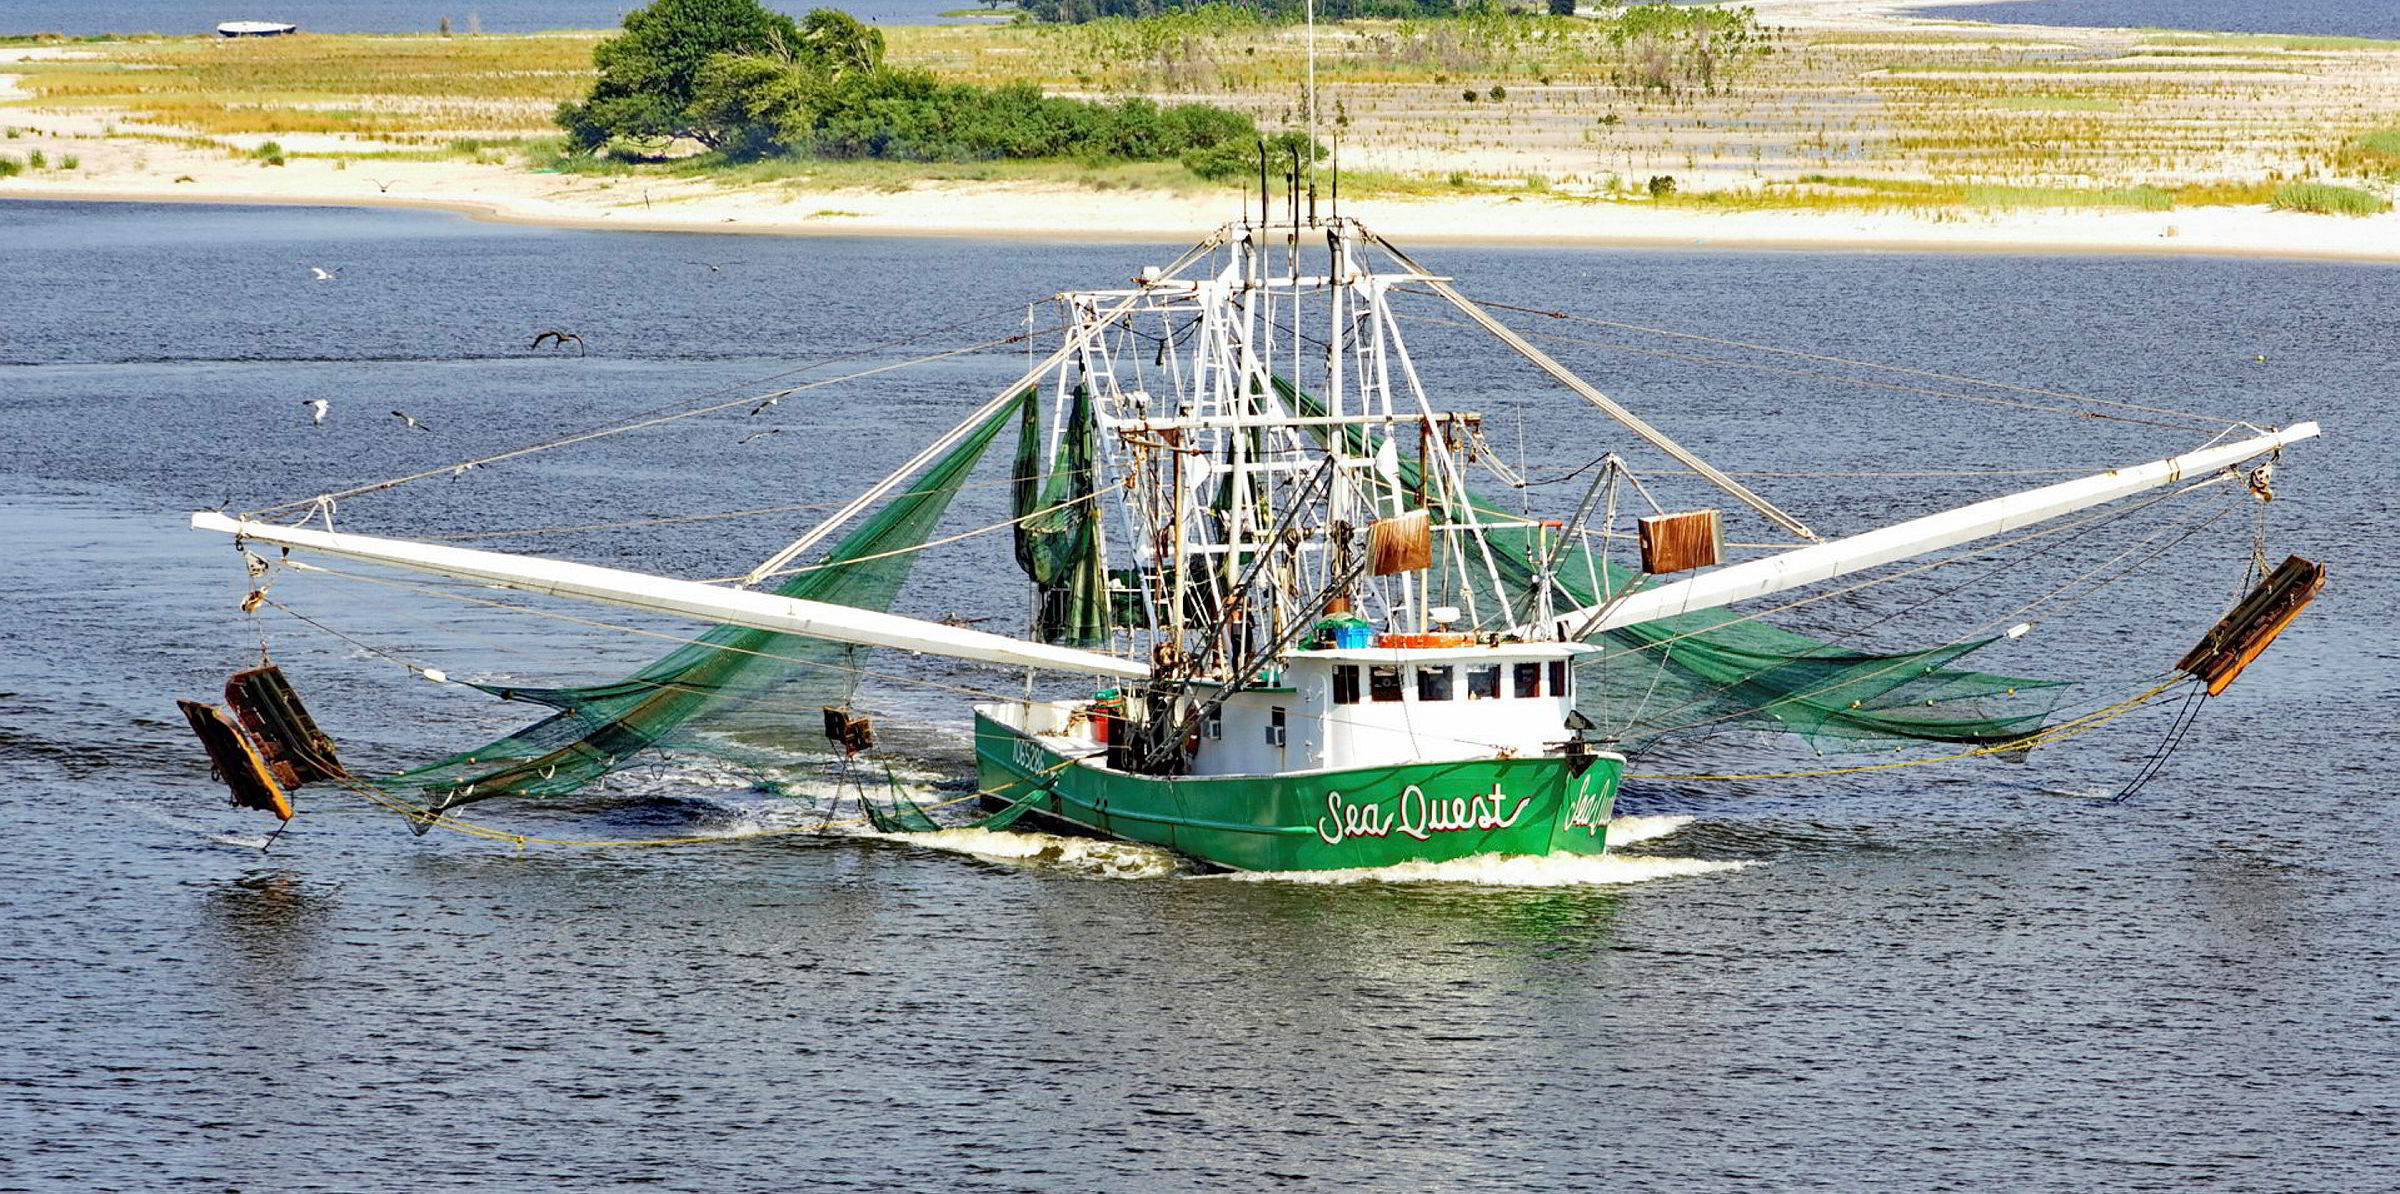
[
  {"x1": 1519, "y1": 422, "x2": 2319, "y2": 638},
  {"x1": 189, "y1": 512, "x2": 1152, "y2": 680}
]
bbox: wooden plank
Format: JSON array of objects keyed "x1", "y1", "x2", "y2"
[
  {"x1": 2177, "y1": 555, "x2": 2325, "y2": 696},
  {"x1": 177, "y1": 700, "x2": 293, "y2": 821},
  {"x1": 1638, "y1": 509, "x2": 1723, "y2": 575},
  {"x1": 1369, "y1": 509, "x2": 1431, "y2": 575}
]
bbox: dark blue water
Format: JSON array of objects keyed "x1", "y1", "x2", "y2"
[
  {"x1": 2, "y1": 198, "x2": 2394, "y2": 1191},
  {"x1": 1932, "y1": 0, "x2": 2400, "y2": 40},
  {"x1": 0, "y1": 0, "x2": 962, "y2": 36}
]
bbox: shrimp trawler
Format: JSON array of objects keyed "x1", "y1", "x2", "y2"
[{"x1": 182, "y1": 209, "x2": 2324, "y2": 871}]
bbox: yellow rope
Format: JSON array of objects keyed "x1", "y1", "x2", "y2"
[
  {"x1": 1628, "y1": 678, "x2": 2186, "y2": 782},
  {"x1": 326, "y1": 754, "x2": 1085, "y2": 851},
  {"x1": 311, "y1": 678, "x2": 2183, "y2": 845}
]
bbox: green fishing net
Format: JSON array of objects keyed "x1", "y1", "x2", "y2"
[
  {"x1": 1270, "y1": 376, "x2": 2068, "y2": 755},
  {"x1": 378, "y1": 391, "x2": 1027, "y2": 822},
  {"x1": 1013, "y1": 384, "x2": 1113, "y2": 648}
]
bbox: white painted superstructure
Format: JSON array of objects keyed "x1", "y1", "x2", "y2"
[{"x1": 1191, "y1": 643, "x2": 1592, "y2": 775}]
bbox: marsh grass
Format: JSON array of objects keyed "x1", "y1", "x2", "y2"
[
  {"x1": 1989, "y1": 96, "x2": 2120, "y2": 112},
  {"x1": 2270, "y1": 181, "x2": 2391, "y2": 215},
  {"x1": 1882, "y1": 61, "x2": 2302, "y2": 75},
  {"x1": 18, "y1": 23, "x2": 2400, "y2": 215},
  {"x1": 1657, "y1": 176, "x2": 2180, "y2": 213},
  {"x1": 544, "y1": 149, "x2": 1222, "y2": 194},
  {"x1": 2335, "y1": 128, "x2": 2400, "y2": 177},
  {"x1": 15, "y1": 33, "x2": 599, "y2": 136},
  {"x1": 2143, "y1": 33, "x2": 2400, "y2": 52}
]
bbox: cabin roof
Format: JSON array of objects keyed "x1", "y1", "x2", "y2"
[{"x1": 1286, "y1": 642, "x2": 1593, "y2": 664}]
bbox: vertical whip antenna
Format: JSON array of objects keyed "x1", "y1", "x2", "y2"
[{"x1": 1305, "y1": 0, "x2": 1319, "y2": 211}]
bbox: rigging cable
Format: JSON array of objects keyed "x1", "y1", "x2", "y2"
[
  {"x1": 1389, "y1": 308, "x2": 2235, "y2": 436},
  {"x1": 1392, "y1": 287, "x2": 2265, "y2": 433},
  {"x1": 242, "y1": 300, "x2": 1072, "y2": 520}
]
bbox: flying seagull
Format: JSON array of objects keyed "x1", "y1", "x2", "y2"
[
  {"x1": 685, "y1": 261, "x2": 733, "y2": 272},
  {"x1": 749, "y1": 396, "x2": 780, "y2": 417},
  {"x1": 301, "y1": 399, "x2": 328, "y2": 425},
  {"x1": 531, "y1": 329, "x2": 586, "y2": 355},
  {"x1": 391, "y1": 410, "x2": 431, "y2": 432},
  {"x1": 738, "y1": 429, "x2": 784, "y2": 445},
  {"x1": 309, "y1": 267, "x2": 337, "y2": 281}
]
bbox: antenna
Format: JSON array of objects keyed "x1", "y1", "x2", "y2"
[
  {"x1": 1305, "y1": 0, "x2": 1319, "y2": 210},
  {"x1": 1256, "y1": 140, "x2": 1269, "y2": 233}
]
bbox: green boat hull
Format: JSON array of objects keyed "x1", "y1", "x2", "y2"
[{"x1": 974, "y1": 711, "x2": 1622, "y2": 872}]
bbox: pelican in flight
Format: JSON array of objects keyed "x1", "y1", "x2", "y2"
[
  {"x1": 749, "y1": 395, "x2": 780, "y2": 417},
  {"x1": 391, "y1": 410, "x2": 431, "y2": 432},
  {"x1": 301, "y1": 399, "x2": 328, "y2": 425},
  {"x1": 531, "y1": 329, "x2": 586, "y2": 355},
  {"x1": 739, "y1": 429, "x2": 784, "y2": 445},
  {"x1": 309, "y1": 267, "x2": 337, "y2": 281}
]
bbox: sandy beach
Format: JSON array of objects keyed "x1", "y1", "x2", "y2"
[{"x1": 3, "y1": 0, "x2": 2397, "y2": 258}]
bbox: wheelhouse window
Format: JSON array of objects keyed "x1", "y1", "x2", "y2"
[
  {"x1": 1466, "y1": 664, "x2": 1501, "y2": 700},
  {"x1": 1267, "y1": 706, "x2": 1287, "y2": 747},
  {"x1": 1513, "y1": 661, "x2": 1543, "y2": 699},
  {"x1": 1416, "y1": 665, "x2": 1454, "y2": 702},
  {"x1": 1205, "y1": 705, "x2": 1223, "y2": 740},
  {"x1": 1331, "y1": 664, "x2": 1361, "y2": 705},
  {"x1": 1549, "y1": 659, "x2": 1571, "y2": 700},
  {"x1": 1369, "y1": 664, "x2": 1404, "y2": 703}
]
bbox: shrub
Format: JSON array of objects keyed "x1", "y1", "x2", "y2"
[
  {"x1": 1647, "y1": 173, "x2": 1677, "y2": 196},
  {"x1": 60, "y1": 153, "x2": 78, "y2": 169},
  {"x1": 1182, "y1": 128, "x2": 1319, "y2": 182},
  {"x1": 568, "y1": 1, "x2": 1294, "y2": 178},
  {"x1": 26, "y1": 149, "x2": 44, "y2": 169},
  {"x1": 1462, "y1": 89, "x2": 1478, "y2": 103},
  {"x1": 1488, "y1": 84, "x2": 1507, "y2": 101},
  {"x1": 2270, "y1": 181, "x2": 2390, "y2": 216},
  {"x1": 556, "y1": 0, "x2": 833, "y2": 153},
  {"x1": 0, "y1": 155, "x2": 19, "y2": 178}
]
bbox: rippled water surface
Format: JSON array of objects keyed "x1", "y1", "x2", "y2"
[
  {"x1": 1930, "y1": 0, "x2": 2400, "y2": 40},
  {"x1": 1, "y1": 199, "x2": 2394, "y2": 1191}
]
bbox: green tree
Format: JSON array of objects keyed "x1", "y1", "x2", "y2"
[{"x1": 556, "y1": 0, "x2": 805, "y2": 153}]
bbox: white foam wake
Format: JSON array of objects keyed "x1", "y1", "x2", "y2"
[
  {"x1": 851, "y1": 826, "x2": 1186, "y2": 879},
  {"x1": 1605, "y1": 814, "x2": 1695, "y2": 847}
]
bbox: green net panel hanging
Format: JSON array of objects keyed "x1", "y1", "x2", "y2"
[
  {"x1": 378, "y1": 391, "x2": 1029, "y2": 823},
  {"x1": 1270, "y1": 376, "x2": 2069, "y2": 755}
]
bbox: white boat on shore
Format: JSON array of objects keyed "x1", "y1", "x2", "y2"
[{"x1": 216, "y1": 20, "x2": 298, "y2": 38}]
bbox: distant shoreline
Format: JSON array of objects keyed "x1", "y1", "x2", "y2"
[
  {"x1": 3, "y1": 1, "x2": 2397, "y2": 261},
  {"x1": 11, "y1": 184, "x2": 2400, "y2": 264}
]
